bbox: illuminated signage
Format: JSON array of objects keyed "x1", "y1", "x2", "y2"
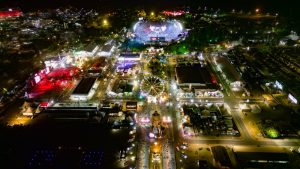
[
  {"x1": 149, "y1": 25, "x2": 167, "y2": 33},
  {"x1": 45, "y1": 67, "x2": 50, "y2": 74},
  {"x1": 288, "y1": 93, "x2": 298, "y2": 104},
  {"x1": 150, "y1": 37, "x2": 157, "y2": 41},
  {"x1": 34, "y1": 74, "x2": 41, "y2": 84},
  {"x1": 275, "y1": 80, "x2": 283, "y2": 90}
]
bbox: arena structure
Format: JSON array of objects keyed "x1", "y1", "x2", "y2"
[{"x1": 132, "y1": 19, "x2": 184, "y2": 44}]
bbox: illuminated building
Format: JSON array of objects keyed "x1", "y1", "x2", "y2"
[{"x1": 0, "y1": 9, "x2": 22, "y2": 18}]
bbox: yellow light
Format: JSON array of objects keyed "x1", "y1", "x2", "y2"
[
  {"x1": 8, "y1": 116, "x2": 31, "y2": 126},
  {"x1": 133, "y1": 80, "x2": 138, "y2": 87},
  {"x1": 255, "y1": 8, "x2": 260, "y2": 13},
  {"x1": 153, "y1": 148, "x2": 159, "y2": 153},
  {"x1": 103, "y1": 19, "x2": 108, "y2": 26},
  {"x1": 151, "y1": 12, "x2": 155, "y2": 16}
]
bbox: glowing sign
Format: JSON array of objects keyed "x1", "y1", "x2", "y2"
[
  {"x1": 149, "y1": 133, "x2": 155, "y2": 138},
  {"x1": 149, "y1": 25, "x2": 167, "y2": 33},
  {"x1": 45, "y1": 67, "x2": 50, "y2": 74},
  {"x1": 275, "y1": 80, "x2": 283, "y2": 90},
  {"x1": 34, "y1": 74, "x2": 41, "y2": 84},
  {"x1": 288, "y1": 93, "x2": 298, "y2": 104},
  {"x1": 150, "y1": 37, "x2": 157, "y2": 41}
]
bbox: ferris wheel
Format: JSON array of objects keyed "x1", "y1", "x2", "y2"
[{"x1": 141, "y1": 76, "x2": 164, "y2": 97}]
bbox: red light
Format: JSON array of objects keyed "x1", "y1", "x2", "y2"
[
  {"x1": 28, "y1": 67, "x2": 79, "y2": 98},
  {"x1": 162, "y1": 10, "x2": 185, "y2": 16},
  {"x1": 39, "y1": 102, "x2": 49, "y2": 107},
  {"x1": 0, "y1": 9, "x2": 22, "y2": 18},
  {"x1": 211, "y1": 75, "x2": 217, "y2": 84}
]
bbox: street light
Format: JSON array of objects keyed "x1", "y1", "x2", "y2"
[
  {"x1": 255, "y1": 8, "x2": 260, "y2": 13},
  {"x1": 103, "y1": 19, "x2": 108, "y2": 27}
]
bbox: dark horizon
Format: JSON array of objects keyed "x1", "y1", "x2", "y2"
[{"x1": 0, "y1": 0, "x2": 298, "y2": 15}]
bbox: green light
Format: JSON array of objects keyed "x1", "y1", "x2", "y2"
[{"x1": 266, "y1": 127, "x2": 279, "y2": 138}]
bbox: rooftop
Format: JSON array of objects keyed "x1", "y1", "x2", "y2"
[
  {"x1": 216, "y1": 56, "x2": 241, "y2": 82},
  {"x1": 119, "y1": 53, "x2": 140, "y2": 58},
  {"x1": 211, "y1": 146, "x2": 231, "y2": 167},
  {"x1": 236, "y1": 152, "x2": 290, "y2": 168},
  {"x1": 72, "y1": 77, "x2": 97, "y2": 95},
  {"x1": 236, "y1": 152, "x2": 289, "y2": 162},
  {"x1": 84, "y1": 43, "x2": 98, "y2": 53},
  {"x1": 101, "y1": 44, "x2": 114, "y2": 52},
  {"x1": 175, "y1": 64, "x2": 217, "y2": 88}
]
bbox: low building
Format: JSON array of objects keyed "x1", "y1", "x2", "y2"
[
  {"x1": 211, "y1": 146, "x2": 232, "y2": 168},
  {"x1": 88, "y1": 57, "x2": 107, "y2": 77},
  {"x1": 74, "y1": 43, "x2": 99, "y2": 57},
  {"x1": 97, "y1": 43, "x2": 115, "y2": 57},
  {"x1": 125, "y1": 101, "x2": 137, "y2": 111},
  {"x1": 175, "y1": 64, "x2": 220, "y2": 97},
  {"x1": 70, "y1": 77, "x2": 99, "y2": 101},
  {"x1": 235, "y1": 152, "x2": 290, "y2": 168},
  {"x1": 39, "y1": 102, "x2": 100, "y2": 119},
  {"x1": 87, "y1": 68, "x2": 103, "y2": 77},
  {"x1": 215, "y1": 56, "x2": 244, "y2": 91},
  {"x1": 118, "y1": 53, "x2": 141, "y2": 61},
  {"x1": 110, "y1": 79, "x2": 134, "y2": 97},
  {"x1": 44, "y1": 56, "x2": 67, "y2": 69}
]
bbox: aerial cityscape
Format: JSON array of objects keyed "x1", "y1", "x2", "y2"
[{"x1": 0, "y1": 0, "x2": 300, "y2": 169}]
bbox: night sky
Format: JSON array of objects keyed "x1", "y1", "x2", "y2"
[{"x1": 0, "y1": 0, "x2": 298, "y2": 16}]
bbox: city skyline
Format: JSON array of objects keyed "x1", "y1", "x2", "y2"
[{"x1": 0, "y1": 2, "x2": 300, "y2": 169}]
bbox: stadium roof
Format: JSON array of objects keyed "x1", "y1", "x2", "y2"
[{"x1": 133, "y1": 20, "x2": 183, "y2": 43}]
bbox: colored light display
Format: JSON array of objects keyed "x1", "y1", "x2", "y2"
[
  {"x1": 162, "y1": 10, "x2": 185, "y2": 16},
  {"x1": 0, "y1": 9, "x2": 22, "y2": 18},
  {"x1": 133, "y1": 20, "x2": 183, "y2": 43}
]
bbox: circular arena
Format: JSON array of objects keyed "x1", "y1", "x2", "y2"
[{"x1": 133, "y1": 20, "x2": 184, "y2": 44}]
